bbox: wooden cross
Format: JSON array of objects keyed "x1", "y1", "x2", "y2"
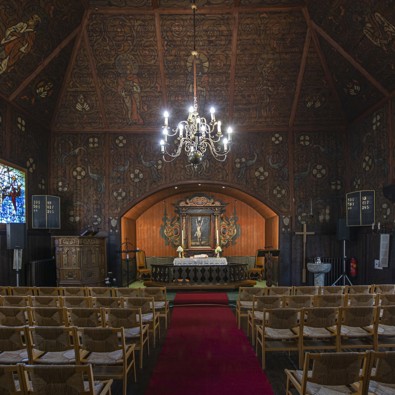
[{"x1": 295, "y1": 223, "x2": 315, "y2": 283}]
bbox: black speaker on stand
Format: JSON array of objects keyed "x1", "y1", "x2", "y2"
[
  {"x1": 6, "y1": 223, "x2": 26, "y2": 287},
  {"x1": 333, "y1": 219, "x2": 352, "y2": 286}
]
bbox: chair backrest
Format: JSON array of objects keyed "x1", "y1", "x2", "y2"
[
  {"x1": 283, "y1": 295, "x2": 313, "y2": 308},
  {"x1": 253, "y1": 295, "x2": 282, "y2": 310},
  {"x1": 377, "y1": 305, "x2": 395, "y2": 326},
  {"x1": 345, "y1": 285, "x2": 372, "y2": 294},
  {"x1": 92, "y1": 297, "x2": 123, "y2": 308},
  {"x1": 319, "y1": 286, "x2": 345, "y2": 295},
  {"x1": 0, "y1": 306, "x2": 31, "y2": 326},
  {"x1": 255, "y1": 250, "x2": 265, "y2": 269},
  {"x1": 0, "y1": 364, "x2": 24, "y2": 394},
  {"x1": 35, "y1": 287, "x2": 61, "y2": 296},
  {"x1": 345, "y1": 293, "x2": 376, "y2": 307},
  {"x1": 302, "y1": 307, "x2": 338, "y2": 328},
  {"x1": 293, "y1": 286, "x2": 319, "y2": 296},
  {"x1": 313, "y1": 294, "x2": 344, "y2": 307},
  {"x1": 87, "y1": 287, "x2": 113, "y2": 297},
  {"x1": 124, "y1": 296, "x2": 154, "y2": 313},
  {"x1": 2, "y1": 296, "x2": 29, "y2": 307},
  {"x1": 340, "y1": 306, "x2": 375, "y2": 327},
  {"x1": 379, "y1": 293, "x2": 395, "y2": 306},
  {"x1": 368, "y1": 351, "x2": 395, "y2": 385},
  {"x1": 61, "y1": 296, "x2": 92, "y2": 308},
  {"x1": 238, "y1": 287, "x2": 264, "y2": 301},
  {"x1": 106, "y1": 307, "x2": 141, "y2": 330},
  {"x1": 141, "y1": 287, "x2": 166, "y2": 301},
  {"x1": 0, "y1": 326, "x2": 27, "y2": 351},
  {"x1": 373, "y1": 284, "x2": 395, "y2": 294},
  {"x1": 302, "y1": 352, "x2": 367, "y2": 392},
  {"x1": 21, "y1": 364, "x2": 107, "y2": 395},
  {"x1": 67, "y1": 307, "x2": 104, "y2": 327},
  {"x1": 136, "y1": 250, "x2": 147, "y2": 269},
  {"x1": 265, "y1": 308, "x2": 299, "y2": 329},
  {"x1": 31, "y1": 307, "x2": 68, "y2": 326},
  {"x1": 266, "y1": 286, "x2": 292, "y2": 296},
  {"x1": 114, "y1": 288, "x2": 141, "y2": 297},
  {"x1": 62, "y1": 287, "x2": 87, "y2": 297},
  {"x1": 9, "y1": 287, "x2": 36, "y2": 296},
  {"x1": 80, "y1": 327, "x2": 126, "y2": 353},
  {"x1": 29, "y1": 295, "x2": 62, "y2": 307}
]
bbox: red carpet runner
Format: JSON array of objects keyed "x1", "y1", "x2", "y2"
[{"x1": 145, "y1": 293, "x2": 274, "y2": 395}]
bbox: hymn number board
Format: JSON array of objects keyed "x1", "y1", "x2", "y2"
[
  {"x1": 32, "y1": 195, "x2": 61, "y2": 229},
  {"x1": 346, "y1": 190, "x2": 375, "y2": 227}
]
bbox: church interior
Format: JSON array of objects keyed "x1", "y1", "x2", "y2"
[{"x1": 0, "y1": 0, "x2": 394, "y2": 394}]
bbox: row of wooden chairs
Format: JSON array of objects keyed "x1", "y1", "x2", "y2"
[
  {"x1": 0, "y1": 285, "x2": 167, "y2": 298},
  {"x1": 245, "y1": 293, "x2": 395, "y2": 342},
  {"x1": 285, "y1": 350, "x2": 395, "y2": 395},
  {"x1": 0, "y1": 292, "x2": 170, "y2": 330},
  {"x1": 0, "y1": 326, "x2": 134, "y2": 395},
  {"x1": 252, "y1": 305, "x2": 395, "y2": 369},
  {"x1": 0, "y1": 363, "x2": 113, "y2": 395},
  {"x1": 237, "y1": 293, "x2": 395, "y2": 330}
]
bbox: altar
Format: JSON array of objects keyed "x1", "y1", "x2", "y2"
[
  {"x1": 173, "y1": 257, "x2": 228, "y2": 266},
  {"x1": 150, "y1": 259, "x2": 248, "y2": 287}
]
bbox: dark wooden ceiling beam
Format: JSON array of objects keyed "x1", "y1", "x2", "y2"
[
  {"x1": 51, "y1": 9, "x2": 91, "y2": 131},
  {"x1": 302, "y1": 7, "x2": 347, "y2": 123},
  {"x1": 9, "y1": 26, "x2": 80, "y2": 102},
  {"x1": 312, "y1": 21, "x2": 389, "y2": 98},
  {"x1": 289, "y1": 27, "x2": 311, "y2": 128}
]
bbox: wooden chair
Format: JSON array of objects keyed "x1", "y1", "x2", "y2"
[
  {"x1": 312, "y1": 293, "x2": 344, "y2": 307},
  {"x1": 124, "y1": 297, "x2": 160, "y2": 347},
  {"x1": 374, "y1": 305, "x2": 395, "y2": 350},
  {"x1": 78, "y1": 327, "x2": 135, "y2": 395},
  {"x1": 21, "y1": 364, "x2": 113, "y2": 395},
  {"x1": 367, "y1": 351, "x2": 395, "y2": 394},
  {"x1": 255, "y1": 308, "x2": 300, "y2": 369},
  {"x1": 235, "y1": 287, "x2": 265, "y2": 329},
  {"x1": 338, "y1": 306, "x2": 376, "y2": 351},
  {"x1": 299, "y1": 307, "x2": 339, "y2": 368},
  {"x1": 285, "y1": 351, "x2": 368, "y2": 395},
  {"x1": 92, "y1": 296, "x2": 123, "y2": 309},
  {"x1": 106, "y1": 307, "x2": 150, "y2": 369},
  {"x1": 141, "y1": 287, "x2": 170, "y2": 329},
  {"x1": 30, "y1": 307, "x2": 68, "y2": 327},
  {"x1": 247, "y1": 295, "x2": 282, "y2": 344},
  {"x1": 0, "y1": 306, "x2": 32, "y2": 326},
  {"x1": 0, "y1": 287, "x2": 10, "y2": 296},
  {"x1": 319, "y1": 285, "x2": 345, "y2": 295},
  {"x1": 0, "y1": 326, "x2": 29, "y2": 364},
  {"x1": 136, "y1": 250, "x2": 151, "y2": 281},
  {"x1": 247, "y1": 249, "x2": 265, "y2": 280},
  {"x1": 26, "y1": 326, "x2": 79, "y2": 365},
  {"x1": 0, "y1": 364, "x2": 24, "y2": 394}
]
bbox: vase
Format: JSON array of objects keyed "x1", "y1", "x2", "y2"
[
  {"x1": 178, "y1": 252, "x2": 182, "y2": 258},
  {"x1": 216, "y1": 252, "x2": 220, "y2": 258}
]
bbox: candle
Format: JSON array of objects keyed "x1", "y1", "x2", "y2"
[
  {"x1": 216, "y1": 229, "x2": 219, "y2": 244},
  {"x1": 181, "y1": 229, "x2": 184, "y2": 245}
]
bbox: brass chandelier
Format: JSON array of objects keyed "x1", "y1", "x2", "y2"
[{"x1": 160, "y1": 0, "x2": 233, "y2": 166}]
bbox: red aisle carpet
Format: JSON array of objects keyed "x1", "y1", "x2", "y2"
[
  {"x1": 173, "y1": 292, "x2": 229, "y2": 305},
  {"x1": 145, "y1": 293, "x2": 274, "y2": 395}
]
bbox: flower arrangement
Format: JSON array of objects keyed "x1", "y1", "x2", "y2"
[
  {"x1": 176, "y1": 245, "x2": 184, "y2": 258},
  {"x1": 215, "y1": 245, "x2": 222, "y2": 257}
]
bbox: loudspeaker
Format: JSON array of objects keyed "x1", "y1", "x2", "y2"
[
  {"x1": 337, "y1": 218, "x2": 350, "y2": 241},
  {"x1": 383, "y1": 184, "x2": 395, "y2": 202},
  {"x1": 6, "y1": 223, "x2": 26, "y2": 249}
]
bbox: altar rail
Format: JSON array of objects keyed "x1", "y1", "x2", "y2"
[{"x1": 151, "y1": 263, "x2": 249, "y2": 285}]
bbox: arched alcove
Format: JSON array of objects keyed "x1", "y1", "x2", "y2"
[{"x1": 120, "y1": 183, "x2": 279, "y2": 257}]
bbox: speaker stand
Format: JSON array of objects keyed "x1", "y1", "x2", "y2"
[
  {"x1": 13, "y1": 249, "x2": 23, "y2": 287},
  {"x1": 332, "y1": 239, "x2": 352, "y2": 286}
]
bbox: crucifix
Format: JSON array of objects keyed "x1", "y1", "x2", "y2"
[{"x1": 295, "y1": 223, "x2": 315, "y2": 283}]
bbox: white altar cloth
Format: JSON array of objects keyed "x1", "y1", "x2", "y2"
[{"x1": 173, "y1": 258, "x2": 228, "y2": 266}]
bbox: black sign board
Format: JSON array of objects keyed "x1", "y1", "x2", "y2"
[
  {"x1": 346, "y1": 190, "x2": 375, "y2": 227},
  {"x1": 32, "y1": 195, "x2": 61, "y2": 229}
]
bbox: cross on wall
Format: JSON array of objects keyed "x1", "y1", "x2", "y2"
[{"x1": 295, "y1": 223, "x2": 315, "y2": 283}]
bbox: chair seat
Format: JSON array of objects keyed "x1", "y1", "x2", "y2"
[
  {"x1": 377, "y1": 324, "x2": 395, "y2": 336},
  {"x1": 293, "y1": 370, "x2": 359, "y2": 395},
  {"x1": 0, "y1": 350, "x2": 28, "y2": 364},
  {"x1": 368, "y1": 380, "x2": 395, "y2": 395},
  {"x1": 32, "y1": 349, "x2": 77, "y2": 364},
  {"x1": 83, "y1": 349, "x2": 124, "y2": 365},
  {"x1": 265, "y1": 327, "x2": 297, "y2": 339},
  {"x1": 340, "y1": 325, "x2": 373, "y2": 337},
  {"x1": 303, "y1": 326, "x2": 336, "y2": 338},
  {"x1": 124, "y1": 327, "x2": 141, "y2": 338}
]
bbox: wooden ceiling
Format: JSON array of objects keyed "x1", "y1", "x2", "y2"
[{"x1": 1, "y1": 0, "x2": 394, "y2": 133}]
